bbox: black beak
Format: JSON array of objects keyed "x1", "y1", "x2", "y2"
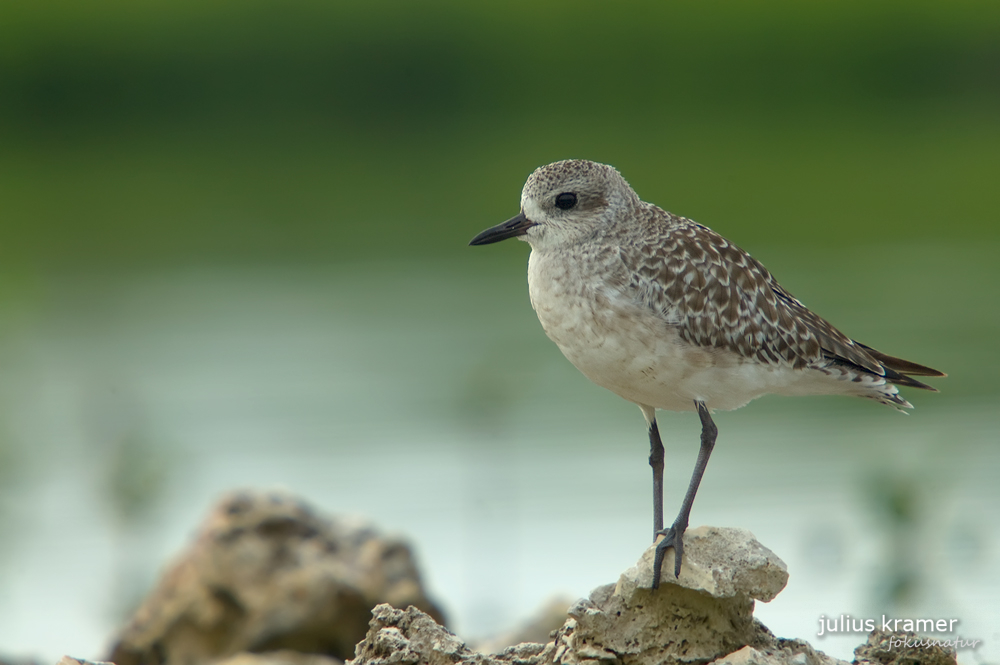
[{"x1": 469, "y1": 211, "x2": 535, "y2": 246}]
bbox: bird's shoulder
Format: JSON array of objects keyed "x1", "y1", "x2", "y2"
[{"x1": 614, "y1": 209, "x2": 882, "y2": 373}]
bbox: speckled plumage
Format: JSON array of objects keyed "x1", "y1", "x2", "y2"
[{"x1": 507, "y1": 159, "x2": 942, "y2": 413}]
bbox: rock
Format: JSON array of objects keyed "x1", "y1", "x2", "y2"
[
  {"x1": 853, "y1": 629, "x2": 957, "y2": 665},
  {"x1": 101, "y1": 506, "x2": 870, "y2": 665},
  {"x1": 711, "y1": 639, "x2": 850, "y2": 665},
  {"x1": 349, "y1": 605, "x2": 852, "y2": 665},
  {"x1": 348, "y1": 527, "x2": 854, "y2": 665},
  {"x1": 350, "y1": 604, "x2": 468, "y2": 665},
  {"x1": 548, "y1": 528, "x2": 788, "y2": 665},
  {"x1": 620, "y1": 526, "x2": 789, "y2": 602},
  {"x1": 350, "y1": 606, "x2": 848, "y2": 665},
  {"x1": 107, "y1": 490, "x2": 444, "y2": 665},
  {"x1": 550, "y1": 588, "x2": 770, "y2": 665},
  {"x1": 473, "y1": 597, "x2": 573, "y2": 654},
  {"x1": 350, "y1": 604, "x2": 552, "y2": 665}
]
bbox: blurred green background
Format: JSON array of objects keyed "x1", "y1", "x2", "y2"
[
  {"x1": 0, "y1": 0, "x2": 998, "y2": 661},
  {"x1": 2, "y1": 0, "x2": 998, "y2": 268}
]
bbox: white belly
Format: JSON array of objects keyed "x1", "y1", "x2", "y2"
[{"x1": 526, "y1": 250, "x2": 854, "y2": 412}]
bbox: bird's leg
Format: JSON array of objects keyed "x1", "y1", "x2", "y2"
[
  {"x1": 639, "y1": 404, "x2": 664, "y2": 536},
  {"x1": 648, "y1": 418, "x2": 665, "y2": 536},
  {"x1": 652, "y1": 400, "x2": 718, "y2": 589}
]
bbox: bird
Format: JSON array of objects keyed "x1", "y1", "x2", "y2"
[{"x1": 468, "y1": 159, "x2": 944, "y2": 589}]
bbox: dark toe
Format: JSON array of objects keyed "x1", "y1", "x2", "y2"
[{"x1": 651, "y1": 524, "x2": 687, "y2": 589}]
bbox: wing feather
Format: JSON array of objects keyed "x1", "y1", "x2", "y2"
[{"x1": 619, "y1": 213, "x2": 885, "y2": 375}]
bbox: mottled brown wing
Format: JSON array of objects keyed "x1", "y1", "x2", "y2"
[{"x1": 620, "y1": 216, "x2": 884, "y2": 374}]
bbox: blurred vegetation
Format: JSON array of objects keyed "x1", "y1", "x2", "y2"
[{"x1": 0, "y1": 0, "x2": 998, "y2": 270}]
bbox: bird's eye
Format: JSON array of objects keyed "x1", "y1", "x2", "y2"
[{"x1": 554, "y1": 192, "x2": 577, "y2": 210}]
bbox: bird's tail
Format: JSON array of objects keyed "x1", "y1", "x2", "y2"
[{"x1": 855, "y1": 342, "x2": 946, "y2": 391}]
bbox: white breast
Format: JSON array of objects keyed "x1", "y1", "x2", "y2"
[{"x1": 526, "y1": 249, "x2": 857, "y2": 413}]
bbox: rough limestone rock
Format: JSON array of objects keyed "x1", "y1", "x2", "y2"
[
  {"x1": 108, "y1": 490, "x2": 444, "y2": 665},
  {"x1": 549, "y1": 527, "x2": 788, "y2": 665},
  {"x1": 853, "y1": 630, "x2": 957, "y2": 665},
  {"x1": 711, "y1": 640, "x2": 850, "y2": 665},
  {"x1": 350, "y1": 604, "x2": 552, "y2": 665},
  {"x1": 349, "y1": 605, "x2": 852, "y2": 665},
  {"x1": 350, "y1": 528, "x2": 802, "y2": 665},
  {"x1": 621, "y1": 526, "x2": 789, "y2": 602}
]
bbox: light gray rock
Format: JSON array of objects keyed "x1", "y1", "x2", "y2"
[
  {"x1": 853, "y1": 629, "x2": 956, "y2": 665},
  {"x1": 349, "y1": 603, "x2": 857, "y2": 665},
  {"x1": 349, "y1": 604, "x2": 552, "y2": 665},
  {"x1": 620, "y1": 526, "x2": 789, "y2": 602},
  {"x1": 710, "y1": 640, "x2": 849, "y2": 665},
  {"x1": 100, "y1": 509, "x2": 864, "y2": 665},
  {"x1": 348, "y1": 527, "x2": 858, "y2": 665},
  {"x1": 551, "y1": 586, "x2": 770, "y2": 665},
  {"x1": 107, "y1": 490, "x2": 444, "y2": 665},
  {"x1": 548, "y1": 528, "x2": 788, "y2": 665}
]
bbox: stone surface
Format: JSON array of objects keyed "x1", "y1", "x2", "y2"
[
  {"x1": 93, "y1": 510, "x2": 875, "y2": 665},
  {"x1": 349, "y1": 528, "x2": 801, "y2": 665},
  {"x1": 345, "y1": 527, "x2": 868, "y2": 665},
  {"x1": 621, "y1": 527, "x2": 789, "y2": 602},
  {"x1": 544, "y1": 528, "x2": 788, "y2": 665},
  {"x1": 711, "y1": 640, "x2": 849, "y2": 665},
  {"x1": 853, "y1": 630, "x2": 957, "y2": 665},
  {"x1": 350, "y1": 604, "x2": 552, "y2": 665},
  {"x1": 551, "y1": 584, "x2": 772, "y2": 665},
  {"x1": 107, "y1": 490, "x2": 444, "y2": 665},
  {"x1": 350, "y1": 606, "x2": 852, "y2": 665}
]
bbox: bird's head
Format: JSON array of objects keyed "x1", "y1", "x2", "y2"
[{"x1": 469, "y1": 159, "x2": 639, "y2": 251}]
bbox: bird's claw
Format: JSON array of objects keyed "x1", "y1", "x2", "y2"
[{"x1": 651, "y1": 523, "x2": 685, "y2": 589}]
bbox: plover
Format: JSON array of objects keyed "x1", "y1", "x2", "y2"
[{"x1": 469, "y1": 159, "x2": 944, "y2": 588}]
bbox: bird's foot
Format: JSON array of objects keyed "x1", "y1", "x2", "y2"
[{"x1": 651, "y1": 522, "x2": 686, "y2": 589}]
